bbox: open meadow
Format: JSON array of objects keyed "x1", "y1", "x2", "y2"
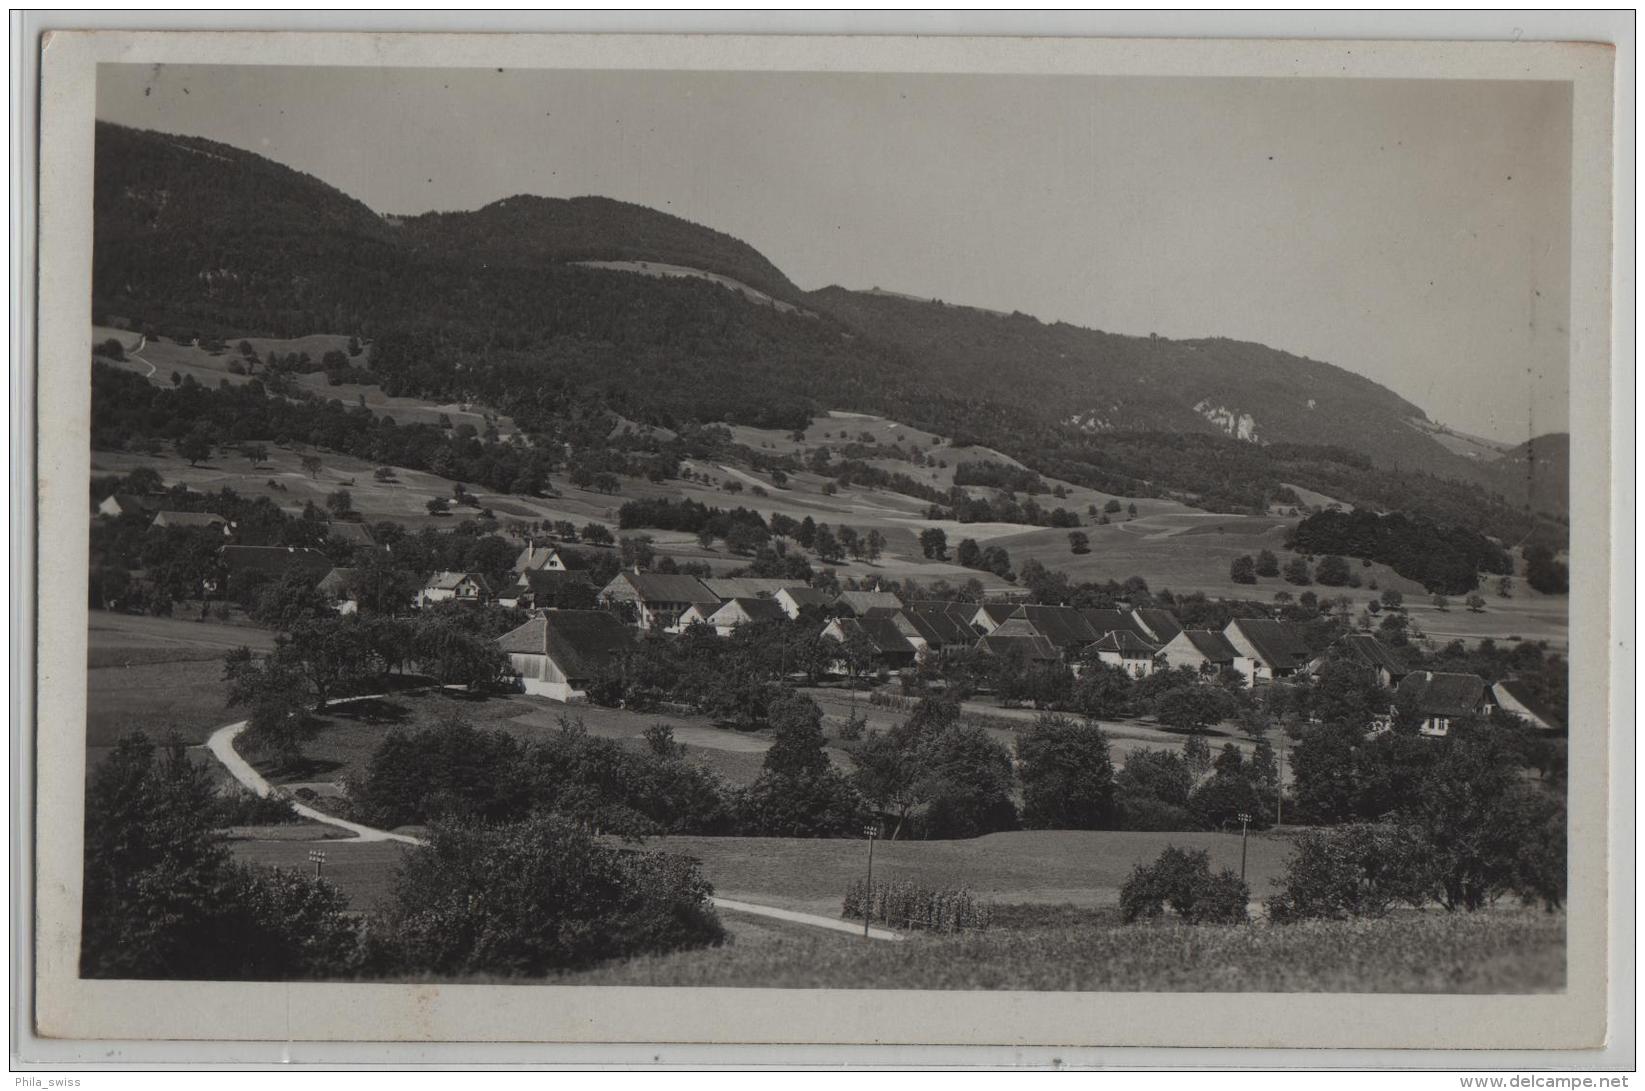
[
  {"x1": 224, "y1": 828, "x2": 1563, "y2": 995},
  {"x1": 86, "y1": 611, "x2": 275, "y2": 778},
  {"x1": 225, "y1": 825, "x2": 1293, "y2": 926},
  {"x1": 644, "y1": 828, "x2": 1295, "y2": 916}
]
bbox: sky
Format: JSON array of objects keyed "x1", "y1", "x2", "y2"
[{"x1": 96, "y1": 64, "x2": 1572, "y2": 443}]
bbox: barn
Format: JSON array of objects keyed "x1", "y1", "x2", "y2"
[{"x1": 497, "y1": 609, "x2": 637, "y2": 702}]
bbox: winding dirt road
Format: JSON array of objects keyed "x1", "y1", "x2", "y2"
[{"x1": 202, "y1": 701, "x2": 903, "y2": 940}]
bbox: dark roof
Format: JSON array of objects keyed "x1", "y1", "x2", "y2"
[
  {"x1": 854, "y1": 613, "x2": 918, "y2": 656},
  {"x1": 1091, "y1": 630, "x2": 1158, "y2": 656},
  {"x1": 152, "y1": 510, "x2": 225, "y2": 528},
  {"x1": 702, "y1": 577, "x2": 807, "y2": 600},
  {"x1": 923, "y1": 601, "x2": 986, "y2": 632},
  {"x1": 1178, "y1": 629, "x2": 1240, "y2": 662},
  {"x1": 1334, "y1": 634, "x2": 1408, "y2": 677},
  {"x1": 991, "y1": 616, "x2": 1047, "y2": 639},
  {"x1": 617, "y1": 571, "x2": 718, "y2": 604},
  {"x1": 107, "y1": 493, "x2": 160, "y2": 514},
  {"x1": 1493, "y1": 678, "x2": 1565, "y2": 730},
  {"x1": 779, "y1": 586, "x2": 833, "y2": 607},
  {"x1": 1397, "y1": 671, "x2": 1489, "y2": 717},
  {"x1": 220, "y1": 545, "x2": 333, "y2": 576},
  {"x1": 316, "y1": 567, "x2": 358, "y2": 596},
  {"x1": 323, "y1": 522, "x2": 376, "y2": 546},
  {"x1": 976, "y1": 632, "x2": 1061, "y2": 663},
  {"x1": 498, "y1": 610, "x2": 636, "y2": 679},
  {"x1": 837, "y1": 589, "x2": 905, "y2": 615},
  {"x1": 1079, "y1": 608, "x2": 1154, "y2": 642},
  {"x1": 1012, "y1": 605, "x2": 1100, "y2": 648},
  {"x1": 1134, "y1": 608, "x2": 1184, "y2": 645},
  {"x1": 521, "y1": 568, "x2": 594, "y2": 592},
  {"x1": 975, "y1": 603, "x2": 1020, "y2": 626},
  {"x1": 1228, "y1": 618, "x2": 1312, "y2": 670},
  {"x1": 713, "y1": 597, "x2": 787, "y2": 624},
  {"x1": 550, "y1": 548, "x2": 603, "y2": 572},
  {"x1": 902, "y1": 605, "x2": 977, "y2": 648},
  {"x1": 515, "y1": 543, "x2": 556, "y2": 571}
]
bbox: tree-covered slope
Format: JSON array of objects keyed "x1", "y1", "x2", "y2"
[
  {"x1": 396, "y1": 195, "x2": 802, "y2": 302},
  {"x1": 806, "y1": 286, "x2": 1470, "y2": 480},
  {"x1": 89, "y1": 122, "x2": 1564, "y2": 540}
]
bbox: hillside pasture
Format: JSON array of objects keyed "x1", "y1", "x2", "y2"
[
  {"x1": 723, "y1": 409, "x2": 1200, "y2": 518},
  {"x1": 86, "y1": 612, "x2": 274, "y2": 770},
  {"x1": 86, "y1": 612, "x2": 277, "y2": 788},
  {"x1": 90, "y1": 331, "x2": 1565, "y2": 648},
  {"x1": 93, "y1": 326, "x2": 509, "y2": 434}
]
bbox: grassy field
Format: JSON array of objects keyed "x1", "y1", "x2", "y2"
[
  {"x1": 229, "y1": 838, "x2": 410, "y2": 913},
  {"x1": 228, "y1": 825, "x2": 1293, "y2": 921},
  {"x1": 225, "y1": 833, "x2": 1561, "y2": 994},
  {"x1": 255, "y1": 689, "x2": 808, "y2": 792},
  {"x1": 86, "y1": 611, "x2": 276, "y2": 776},
  {"x1": 562, "y1": 904, "x2": 1565, "y2": 993},
  {"x1": 94, "y1": 327, "x2": 510, "y2": 435},
  {"x1": 641, "y1": 829, "x2": 1296, "y2": 917},
  {"x1": 805, "y1": 686, "x2": 1292, "y2": 774}
]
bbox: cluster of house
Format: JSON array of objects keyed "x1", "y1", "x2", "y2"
[
  {"x1": 496, "y1": 571, "x2": 1561, "y2": 737},
  {"x1": 104, "y1": 501, "x2": 1564, "y2": 738}
]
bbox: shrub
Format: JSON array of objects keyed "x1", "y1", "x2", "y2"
[
  {"x1": 737, "y1": 767, "x2": 867, "y2": 838},
  {"x1": 1119, "y1": 846, "x2": 1249, "y2": 924},
  {"x1": 1116, "y1": 747, "x2": 1193, "y2": 808},
  {"x1": 1314, "y1": 554, "x2": 1352, "y2": 586},
  {"x1": 210, "y1": 787, "x2": 303, "y2": 826},
  {"x1": 349, "y1": 718, "x2": 527, "y2": 829},
  {"x1": 1188, "y1": 771, "x2": 1266, "y2": 830},
  {"x1": 842, "y1": 879, "x2": 995, "y2": 933},
  {"x1": 1267, "y1": 823, "x2": 1432, "y2": 923},
  {"x1": 374, "y1": 815, "x2": 726, "y2": 976}
]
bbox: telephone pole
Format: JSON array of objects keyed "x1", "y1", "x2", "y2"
[
  {"x1": 1276, "y1": 732, "x2": 1287, "y2": 828},
  {"x1": 862, "y1": 822, "x2": 878, "y2": 938},
  {"x1": 1237, "y1": 813, "x2": 1252, "y2": 884}
]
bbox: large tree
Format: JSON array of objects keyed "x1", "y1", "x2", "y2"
[
  {"x1": 1015, "y1": 715, "x2": 1118, "y2": 829},
  {"x1": 81, "y1": 732, "x2": 358, "y2": 979}
]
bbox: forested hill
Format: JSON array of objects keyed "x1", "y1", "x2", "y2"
[
  {"x1": 90, "y1": 122, "x2": 1564, "y2": 537},
  {"x1": 1481, "y1": 434, "x2": 1570, "y2": 519},
  {"x1": 805, "y1": 286, "x2": 1495, "y2": 491},
  {"x1": 396, "y1": 195, "x2": 802, "y2": 302}
]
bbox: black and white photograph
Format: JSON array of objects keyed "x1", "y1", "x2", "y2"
[{"x1": 22, "y1": 26, "x2": 1625, "y2": 1058}]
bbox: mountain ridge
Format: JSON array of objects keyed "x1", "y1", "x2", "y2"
[{"x1": 90, "y1": 121, "x2": 1565, "y2": 524}]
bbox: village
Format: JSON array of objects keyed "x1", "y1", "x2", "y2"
[
  {"x1": 81, "y1": 446, "x2": 1573, "y2": 992},
  {"x1": 72, "y1": 104, "x2": 1574, "y2": 995},
  {"x1": 94, "y1": 483, "x2": 1565, "y2": 742}
]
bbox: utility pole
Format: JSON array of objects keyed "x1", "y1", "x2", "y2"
[
  {"x1": 862, "y1": 822, "x2": 878, "y2": 939},
  {"x1": 1275, "y1": 738, "x2": 1284, "y2": 827},
  {"x1": 1237, "y1": 813, "x2": 1252, "y2": 885}
]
